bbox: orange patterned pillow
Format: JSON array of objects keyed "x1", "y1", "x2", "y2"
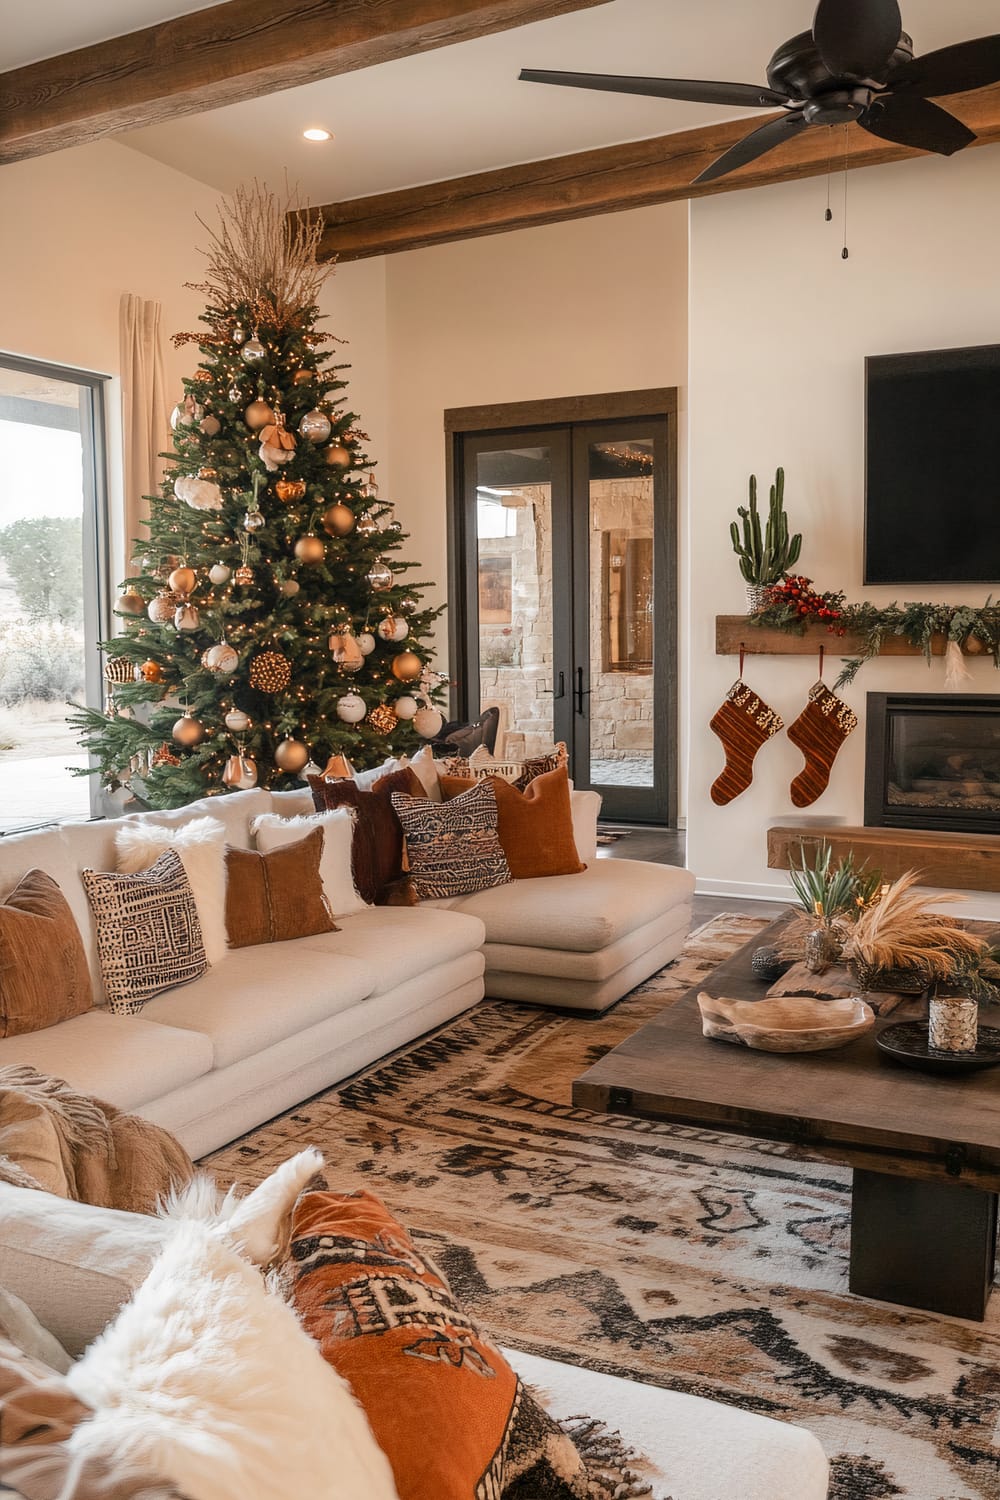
[{"x1": 289, "y1": 1190, "x2": 592, "y2": 1500}]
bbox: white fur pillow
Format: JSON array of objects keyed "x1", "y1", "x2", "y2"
[
  {"x1": 251, "y1": 808, "x2": 368, "y2": 917},
  {"x1": 65, "y1": 1218, "x2": 400, "y2": 1500},
  {"x1": 116, "y1": 816, "x2": 228, "y2": 965}
]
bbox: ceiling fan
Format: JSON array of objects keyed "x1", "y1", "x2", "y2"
[{"x1": 520, "y1": 0, "x2": 1000, "y2": 184}]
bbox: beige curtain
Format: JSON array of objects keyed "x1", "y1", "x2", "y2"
[{"x1": 119, "y1": 292, "x2": 169, "y2": 563}]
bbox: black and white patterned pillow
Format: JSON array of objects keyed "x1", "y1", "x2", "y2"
[
  {"x1": 82, "y1": 848, "x2": 208, "y2": 1014},
  {"x1": 391, "y1": 780, "x2": 512, "y2": 900}
]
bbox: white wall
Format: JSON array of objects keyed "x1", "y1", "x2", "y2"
[
  {"x1": 687, "y1": 147, "x2": 1000, "y2": 909},
  {"x1": 317, "y1": 256, "x2": 389, "y2": 494},
  {"x1": 2, "y1": 140, "x2": 220, "y2": 575},
  {"x1": 382, "y1": 202, "x2": 689, "y2": 634}
]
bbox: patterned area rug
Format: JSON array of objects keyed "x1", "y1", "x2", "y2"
[{"x1": 206, "y1": 914, "x2": 1000, "y2": 1500}]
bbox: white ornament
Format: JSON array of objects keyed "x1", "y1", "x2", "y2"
[
  {"x1": 378, "y1": 615, "x2": 408, "y2": 643},
  {"x1": 209, "y1": 563, "x2": 231, "y2": 585},
  {"x1": 394, "y1": 695, "x2": 418, "y2": 721},
  {"x1": 224, "y1": 708, "x2": 251, "y2": 733},
  {"x1": 174, "y1": 603, "x2": 200, "y2": 631},
  {"x1": 413, "y1": 707, "x2": 444, "y2": 739},
  {"x1": 201, "y1": 641, "x2": 239, "y2": 674},
  {"x1": 335, "y1": 692, "x2": 367, "y2": 724},
  {"x1": 259, "y1": 440, "x2": 293, "y2": 471},
  {"x1": 300, "y1": 760, "x2": 322, "y2": 781},
  {"x1": 170, "y1": 399, "x2": 203, "y2": 430},
  {"x1": 174, "y1": 474, "x2": 223, "y2": 512},
  {"x1": 199, "y1": 413, "x2": 221, "y2": 437},
  {"x1": 357, "y1": 631, "x2": 376, "y2": 656}
]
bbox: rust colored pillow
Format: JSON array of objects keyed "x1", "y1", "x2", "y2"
[
  {"x1": 308, "y1": 766, "x2": 423, "y2": 904},
  {"x1": 0, "y1": 870, "x2": 92, "y2": 1039},
  {"x1": 289, "y1": 1189, "x2": 591, "y2": 1500},
  {"x1": 224, "y1": 827, "x2": 337, "y2": 948},
  {"x1": 443, "y1": 766, "x2": 585, "y2": 880}
]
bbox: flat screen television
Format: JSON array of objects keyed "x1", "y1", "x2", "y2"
[{"x1": 865, "y1": 343, "x2": 1000, "y2": 584}]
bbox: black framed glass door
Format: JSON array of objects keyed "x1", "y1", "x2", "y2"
[{"x1": 451, "y1": 404, "x2": 675, "y2": 825}]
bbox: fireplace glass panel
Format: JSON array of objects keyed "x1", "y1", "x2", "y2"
[{"x1": 867, "y1": 694, "x2": 1000, "y2": 833}]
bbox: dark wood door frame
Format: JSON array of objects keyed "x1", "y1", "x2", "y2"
[{"x1": 445, "y1": 388, "x2": 678, "y2": 826}]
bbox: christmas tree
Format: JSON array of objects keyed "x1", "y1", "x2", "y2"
[{"x1": 72, "y1": 185, "x2": 446, "y2": 809}]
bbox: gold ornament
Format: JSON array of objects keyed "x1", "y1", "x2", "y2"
[
  {"x1": 329, "y1": 631, "x2": 364, "y2": 673},
  {"x1": 249, "y1": 651, "x2": 292, "y2": 693},
  {"x1": 201, "y1": 641, "x2": 239, "y2": 674},
  {"x1": 356, "y1": 511, "x2": 379, "y2": 537},
  {"x1": 293, "y1": 369, "x2": 314, "y2": 384},
  {"x1": 321, "y1": 502, "x2": 355, "y2": 537},
  {"x1": 280, "y1": 578, "x2": 300, "y2": 597},
  {"x1": 147, "y1": 590, "x2": 179, "y2": 624},
  {"x1": 116, "y1": 590, "x2": 145, "y2": 616},
  {"x1": 274, "y1": 737, "x2": 310, "y2": 773},
  {"x1": 197, "y1": 466, "x2": 219, "y2": 482},
  {"x1": 139, "y1": 659, "x2": 163, "y2": 683},
  {"x1": 200, "y1": 413, "x2": 221, "y2": 436},
  {"x1": 294, "y1": 533, "x2": 326, "y2": 565},
  {"x1": 244, "y1": 399, "x2": 275, "y2": 431},
  {"x1": 234, "y1": 564, "x2": 254, "y2": 586},
  {"x1": 965, "y1": 635, "x2": 985, "y2": 655},
  {"x1": 241, "y1": 337, "x2": 266, "y2": 364},
  {"x1": 168, "y1": 566, "x2": 196, "y2": 596},
  {"x1": 275, "y1": 477, "x2": 306, "y2": 504},
  {"x1": 103, "y1": 657, "x2": 134, "y2": 685},
  {"x1": 223, "y1": 753, "x2": 258, "y2": 789},
  {"x1": 368, "y1": 704, "x2": 397, "y2": 736},
  {"x1": 172, "y1": 712, "x2": 206, "y2": 747},
  {"x1": 151, "y1": 744, "x2": 181, "y2": 768},
  {"x1": 391, "y1": 650, "x2": 422, "y2": 683},
  {"x1": 322, "y1": 443, "x2": 351, "y2": 467}
]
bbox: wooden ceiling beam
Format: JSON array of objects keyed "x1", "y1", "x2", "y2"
[
  {"x1": 0, "y1": 0, "x2": 610, "y2": 165},
  {"x1": 315, "y1": 82, "x2": 1000, "y2": 260}
]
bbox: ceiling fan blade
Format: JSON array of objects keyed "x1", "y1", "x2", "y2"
[
  {"x1": 813, "y1": 0, "x2": 901, "y2": 80},
  {"x1": 518, "y1": 69, "x2": 789, "y2": 109},
  {"x1": 860, "y1": 93, "x2": 976, "y2": 155},
  {"x1": 693, "y1": 111, "x2": 811, "y2": 185},
  {"x1": 889, "y1": 35, "x2": 1000, "y2": 98}
]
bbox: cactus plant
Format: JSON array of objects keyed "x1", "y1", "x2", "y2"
[{"x1": 730, "y1": 467, "x2": 802, "y2": 587}]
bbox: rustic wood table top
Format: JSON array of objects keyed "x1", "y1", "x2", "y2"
[{"x1": 573, "y1": 913, "x2": 1000, "y2": 1192}]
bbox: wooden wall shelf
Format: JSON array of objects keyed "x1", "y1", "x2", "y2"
[
  {"x1": 716, "y1": 616, "x2": 954, "y2": 659},
  {"x1": 769, "y1": 825, "x2": 1000, "y2": 894}
]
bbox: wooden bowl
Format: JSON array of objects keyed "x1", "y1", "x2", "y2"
[{"x1": 697, "y1": 992, "x2": 875, "y2": 1053}]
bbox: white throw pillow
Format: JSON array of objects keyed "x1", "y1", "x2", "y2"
[
  {"x1": 403, "y1": 744, "x2": 442, "y2": 801},
  {"x1": 65, "y1": 1220, "x2": 400, "y2": 1500},
  {"x1": 250, "y1": 808, "x2": 368, "y2": 917},
  {"x1": 351, "y1": 755, "x2": 406, "y2": 791},
  {"x1": 116, "y1": 815, "x2": 228, "y2": 965}
]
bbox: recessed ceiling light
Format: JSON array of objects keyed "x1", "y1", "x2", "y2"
[{"x1": 303, "y1": 127, "x2": 332, "y2": 142}]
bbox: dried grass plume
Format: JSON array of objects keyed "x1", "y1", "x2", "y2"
[
  {"x1": 190, "y1": 180, "x2": 332, "y2": 330},
  {"x1": 842, "y1": 870, "x2": 984, "y2": 979}
]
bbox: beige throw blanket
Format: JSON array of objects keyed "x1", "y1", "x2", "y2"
[{"x1": 0, "y1": 1066, "x2": 193, "y2": 1214}]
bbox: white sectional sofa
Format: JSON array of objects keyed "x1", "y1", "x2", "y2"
[
  {"x1": 0, "y1": 784, "x2": 695, "y2": 1158},
  {"x1": 0, "y1": 1182, "x2": 829, "y2": 1500}
]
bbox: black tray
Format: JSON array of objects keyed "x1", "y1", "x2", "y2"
[{"x1": 876, "y1": 1021, "x2": 1000, "y2": 1075}]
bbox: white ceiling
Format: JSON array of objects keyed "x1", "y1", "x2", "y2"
[{"x1": 9, "y1": 0, "x2": 1000, "y2": 202}]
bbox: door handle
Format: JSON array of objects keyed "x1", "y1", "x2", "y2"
[
  {"x1": 542, "y1": 671, "x2": 565, "y2": 700},
  {"x1": 575, "y1": 667, "x2": 591, "y2": 715}
]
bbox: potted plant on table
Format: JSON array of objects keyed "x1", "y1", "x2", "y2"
[
  {"x1": 786, "y1": 843, "x2": 882, "y2": 975},
  {"x1": 730, "y1": 466, "x2": 802, "y2": 613}
]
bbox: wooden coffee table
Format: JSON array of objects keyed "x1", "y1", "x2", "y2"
[{"x1": 573, "y1": 914, "x2": 1000, "y2": 1320}]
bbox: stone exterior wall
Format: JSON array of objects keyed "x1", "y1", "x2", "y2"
[{"x1": 477, "y1": 480, "x2": 653, "y2": 772}]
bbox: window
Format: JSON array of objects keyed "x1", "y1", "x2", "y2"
[{"x1": 0, "y1": 355, "x2": 110, "y2": 833}]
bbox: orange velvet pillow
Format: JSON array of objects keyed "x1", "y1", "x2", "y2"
[
  {"x1": 0, "y1": 870, "x2": 92, "y2": 1038},
  {"x1": 442, "y1": 766, "x2": 584, "y2": 879},
  {"x1": 224, "y1": 827, "x2": 337, "y2": 948},
  {"x1": 289, "y1": 1189, "x2": 590, "y2": 1500}
]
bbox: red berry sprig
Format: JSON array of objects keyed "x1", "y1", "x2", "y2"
[{"x1": 765, "y1": 575, "x2": 847, "y2": 633}]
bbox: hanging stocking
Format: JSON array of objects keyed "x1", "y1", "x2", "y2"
[
  {"x1": 787, "y1": 680, "x2": 858, "y2": 807},
  {"x1": 710, "y1": 673, "x2": 784, "y2": 805}
]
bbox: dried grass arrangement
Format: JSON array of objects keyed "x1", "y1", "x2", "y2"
[
  {"x1": 189, "y1": 180, "x2": 331, "y2": 330},
  {"x1": 841, "y1": 871, "x2": 985, "y2": 989}
]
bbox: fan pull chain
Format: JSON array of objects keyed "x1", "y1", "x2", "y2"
[
  {"x1": 825, "y1": 131, "x2": 835, "y2": 222},
  {"x1": 842, "y1": 124, "x2": 850, "y2": 260}
]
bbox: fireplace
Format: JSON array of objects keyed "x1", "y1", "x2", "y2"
[{"x1": 865, "y1": 693, "x2": 1000, "y2": 834}]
